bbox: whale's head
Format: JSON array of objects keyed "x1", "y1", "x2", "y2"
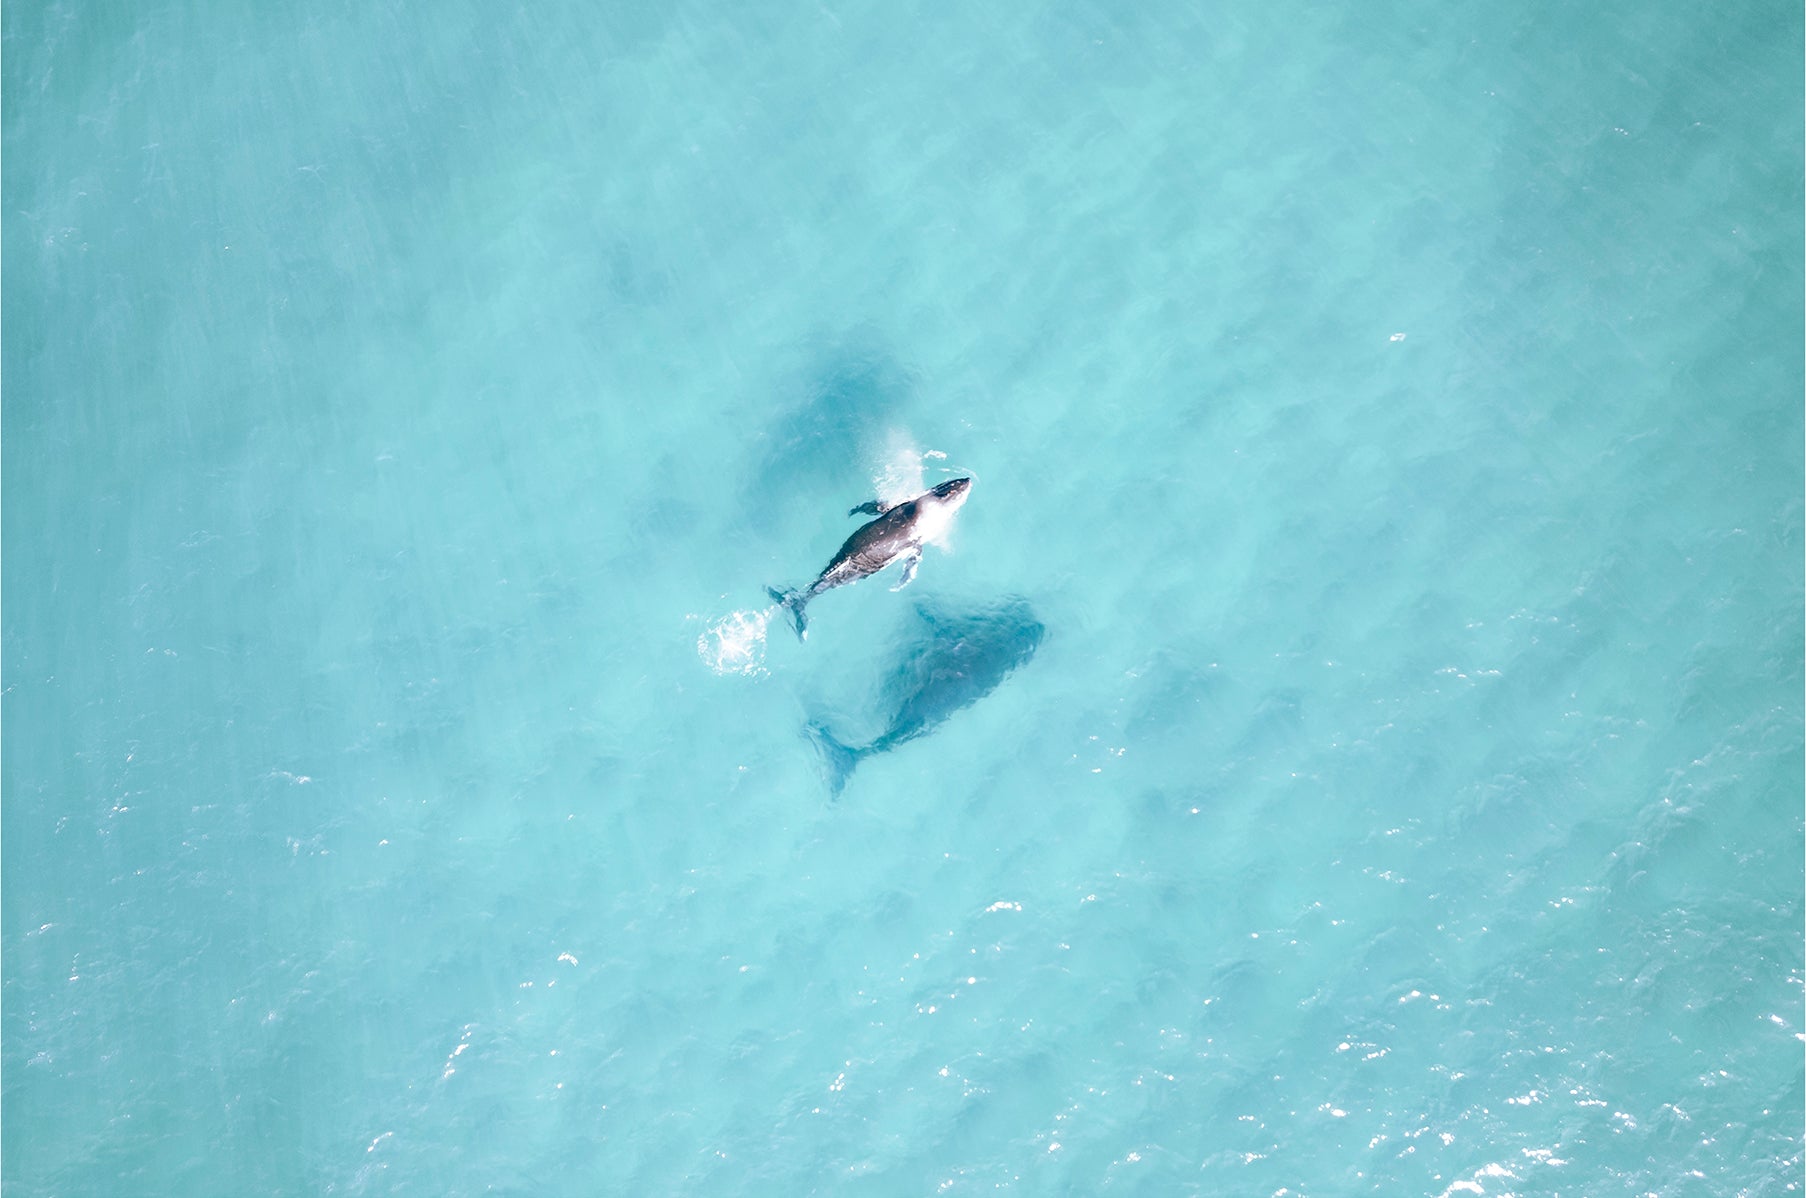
[
  {"x1": 912, "y1": 477, "x2": 971, "y2": 546},
  {"x1": 927, "y1": 477, "x2": 972, "y2": 508}
]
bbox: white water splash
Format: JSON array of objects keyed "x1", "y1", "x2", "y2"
[
  {"x1": 874, "y1": 432, "x2": 964, "y2": 503},
  {"x1": 696, "y1": 607, "x2": 776, "y2": 676},
  {"x1": 873, "y1": 431, "x2": 930, "y2": 507}
]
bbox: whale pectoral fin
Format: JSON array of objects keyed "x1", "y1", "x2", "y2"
[
  {"x1": 891, "y1": 549, "x2": 922, "y2": 591},
  {"x1": 848, "y1": 499, "x2": 889, "y2": 517}
]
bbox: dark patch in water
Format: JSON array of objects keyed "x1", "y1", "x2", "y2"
[
  {"x1": 1230, "y1": 687, "x2": 1304, "y2": 755},
  {"x1": 1125, "y1": 648, "x2": 1228, "y2": 741},
  {"x1": 745, "y1": 332, "x2": 916, "y2": 514}
]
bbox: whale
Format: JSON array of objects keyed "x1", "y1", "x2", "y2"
[
  {"x1": 767, "y1": 477, "x2": 971, "y2": 640},
  {"x1": 808, "y1": 598, "x2": 1044, "y2": 795}
]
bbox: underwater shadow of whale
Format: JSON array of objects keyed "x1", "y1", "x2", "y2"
[{"x1": 808, "y1": 598, "x2": 1045, "y2": 797}]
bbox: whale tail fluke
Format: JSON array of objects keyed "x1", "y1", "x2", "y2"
[
  {"x1": 806, "y1": 721, "x2": 862, "y2": 798},
  {"x1": 767, "y1": 586, "x2": 810, "y2": 641}
]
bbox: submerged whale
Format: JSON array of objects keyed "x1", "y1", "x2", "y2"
[
  {"x1": 809, "y1": 597, "x2": 1044, "y2": 796},
  {"x1": 768, "y1": 478, "x2": 972, "y2": 640}
]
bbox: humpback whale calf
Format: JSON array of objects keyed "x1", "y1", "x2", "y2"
[
  {"x1": 767, "y1": 477, "x2": 971, "y2": 640},
  {"x1": 809, "y1": 598, "x2": 1044, "y2": 796}
]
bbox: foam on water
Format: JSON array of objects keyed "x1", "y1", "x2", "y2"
[
  {"x1": 695, "y1": 605, "x2": 778, "y2": 677},
  {"x1": 873, "y1": 430, "x2": 933, "y2": 506}
]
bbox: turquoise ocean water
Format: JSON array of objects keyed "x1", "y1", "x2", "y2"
[{"x1": 5, "y1": 1, "x2": 1802, "y2": 1193}]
